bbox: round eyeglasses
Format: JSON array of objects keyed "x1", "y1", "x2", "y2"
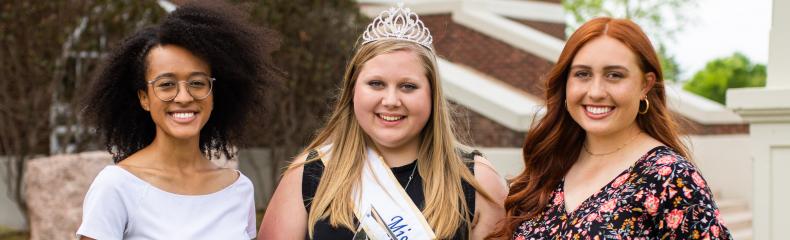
[{"x1": 147, "y1": 76, "x2": 216, "y2": 102}]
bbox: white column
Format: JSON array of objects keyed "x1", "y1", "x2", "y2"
[
  {"x1": 726, "y1": 1, "x2": 790, "y2": 239},
  {"x1": 767, "y1": 0, "x2": 790, "y2": 88}
]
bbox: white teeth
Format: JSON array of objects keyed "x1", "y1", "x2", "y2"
[
  {"x1": 172, "y1": 112, "x2": 195, "y2": 119},
  {"x1": 379, "y1": 114, "x2": 404, "y2": 121},
  {"x1": 585, "y1": 106, "x2": 612, "y2": 115}
]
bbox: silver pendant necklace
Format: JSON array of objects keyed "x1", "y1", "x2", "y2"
[{"x1": 403, "y1": 162, "x2": 417, "y2": 190}]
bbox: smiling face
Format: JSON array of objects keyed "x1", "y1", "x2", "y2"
[
  {"x1": 138, "y1": 44, "x2": 213, "y2": 141},
  {"x1": 353, "y1": 49, "x2": 432, "y2": 150},
  {"x1": 565, "y1": 36, "x2": 654, "y2": 138}
]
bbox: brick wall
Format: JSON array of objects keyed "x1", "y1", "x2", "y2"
[
  {"x1": 510, "y1": 18, "x2": 566, "y2": 40},
  {"x1": 451, "y1": 102, "x2": 527, "y2": 148},
  {"x1": 675, "y1": 115, "x2": 749, "y2": 135},
  {"x1": 422, "y1": 15, "x2": 549, "y2": 146},
  {"x1": 423, "y1": 15, "x2": 555, "y2": 98},
  {"x1": 532, "y1": 0, "x2": 562, "y2": 3}
]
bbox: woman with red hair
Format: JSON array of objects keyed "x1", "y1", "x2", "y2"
[{"x1": 491, "y1": 17, "x2": 732, "y2": 239}]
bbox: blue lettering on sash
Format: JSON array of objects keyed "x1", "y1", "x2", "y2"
[{"x1": 387, "y1": 216, "x2": 412, "y2": 239}]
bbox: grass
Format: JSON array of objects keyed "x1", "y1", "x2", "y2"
[{"x1": 0, "y1": 226, "x2": 28, "y2": 240}]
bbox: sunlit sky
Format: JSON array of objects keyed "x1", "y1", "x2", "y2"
[{"x1": 665, "y1": 0, "x2": 772, "y2": 81}]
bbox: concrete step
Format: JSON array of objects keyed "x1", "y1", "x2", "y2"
[
  {"x1": 716, "y1": 198, "x2": 749, "y2": 213},
  {"x1": 721, "y1": 210, "x2": 752, "y2": 232},
  {"x1": 714, "y1": 196, "x2": 752, "y2": 239},
  {"x1": 713, "y1": 194, "x2": 752, "y2": 234},
  {"x1": 730, "y1": 228, "x2": 752, "y2": 240}
]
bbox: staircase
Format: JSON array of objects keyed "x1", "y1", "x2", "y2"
[{"x1": 717, "y1": 198, "x2": 752, "y2": 239}]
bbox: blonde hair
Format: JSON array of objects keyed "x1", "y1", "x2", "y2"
[{"x1": 293, "y1": 39, "x2": 492, "y2": 239}]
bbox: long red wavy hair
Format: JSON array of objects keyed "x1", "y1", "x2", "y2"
[{"x1": 489, "y1": 17, "x2": 690, "y2": 239}]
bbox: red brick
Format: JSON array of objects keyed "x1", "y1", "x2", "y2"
[
  {"x1": 423, "y1": 14, "x2": 554, "y2": 98},
  {"x1": 510, "y1": 18, "x2": 566, "y2": 40},
  {"x1": 451, "y1": 102, "x2": 526, "y2": 148}
]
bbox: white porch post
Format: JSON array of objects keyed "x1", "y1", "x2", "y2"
[{"x1": 726, "y1": 1, "x2": 790, "y2": 239}]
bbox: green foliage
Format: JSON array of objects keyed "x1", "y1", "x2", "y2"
[
  {"x1": 0, "y1": 225, "x2": 29, "y2": 240},
  {"x1": 658, "y1": 45, "x2": 681, "y2": 82},
  {"x1": 563, "y1": 0, "x2": 695, "y2": 44},
  {"x1": 683, "y1": 53, "x2": 766, "y2": 104}
]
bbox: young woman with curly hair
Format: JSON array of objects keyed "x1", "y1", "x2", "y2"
[
  {"x1": 76, "y1": 1, "x2": 278, "y2": 239},
  {"x1": 491, "y1": 17, "x2": 732, "y2": 239}
]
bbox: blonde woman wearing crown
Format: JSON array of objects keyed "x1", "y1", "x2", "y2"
[{"x1": 259, "y1": 3, "x2": 507, "y2": 240}]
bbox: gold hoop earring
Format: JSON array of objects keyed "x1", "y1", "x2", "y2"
[{"x1": 639, "y1": 98, "x2": 649, "y2": 114}]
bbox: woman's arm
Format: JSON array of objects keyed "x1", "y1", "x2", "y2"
[
  {"x1": 651, "y1": 155, "x2": 732, "y2": 239},
  {"x1": 470, "y1": 155, "x2": 509, "y2": 240},
  {"x1": 258, "y1": 155, "x2": 308, "y2": 239}
]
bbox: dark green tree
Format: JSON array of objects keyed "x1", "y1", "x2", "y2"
[{"x1": 684, "y1": 52, "x2": 766, "y2": 104}]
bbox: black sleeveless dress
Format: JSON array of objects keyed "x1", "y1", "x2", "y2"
[{"x1": 302, "y1": 150, "x2": 480, "y2": 240}]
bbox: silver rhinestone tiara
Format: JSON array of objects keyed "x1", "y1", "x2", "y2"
[{"x1": 361, "y1": 3, "x2": 433, "y2": 50}]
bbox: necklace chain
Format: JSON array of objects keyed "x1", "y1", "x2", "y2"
[
  {"x1": 403, "y1": 162, "x2": 417, "y2": 190},
  {"x1": 377, "y1": 154, "x2": 418, "y2": 190},
  {"x1": 583, "y1": 132, "x2": 641, "y2": 157}
]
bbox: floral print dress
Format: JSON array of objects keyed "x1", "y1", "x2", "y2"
[{"x1": 514, "y1": 146, "x2": 732, "y2": 239}]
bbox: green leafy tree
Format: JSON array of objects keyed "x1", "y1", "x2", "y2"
[
  {"x1": 683, "y1": 52, "x2": 766, "y2": 104},
  {"x1": 562, "y1": 0, "x2": 695, "y2": 81},
  {"x1": 563, "y1": 0, "x2": 694, "y2": 43},
  {"x1": 657, "y1": 45, "x2": 681, "y2": 82}
]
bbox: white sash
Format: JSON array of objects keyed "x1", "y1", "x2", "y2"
[
  {"x1": 352, "y1": 148, "x2": 435, "y2": 240},
  {"x1": 318, "y1": 146, "x2": 435, "y2": 239}
]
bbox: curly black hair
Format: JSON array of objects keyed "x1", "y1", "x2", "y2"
[{"x1": 82, "y1": 0, "x2": 279, "y2": 162}]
